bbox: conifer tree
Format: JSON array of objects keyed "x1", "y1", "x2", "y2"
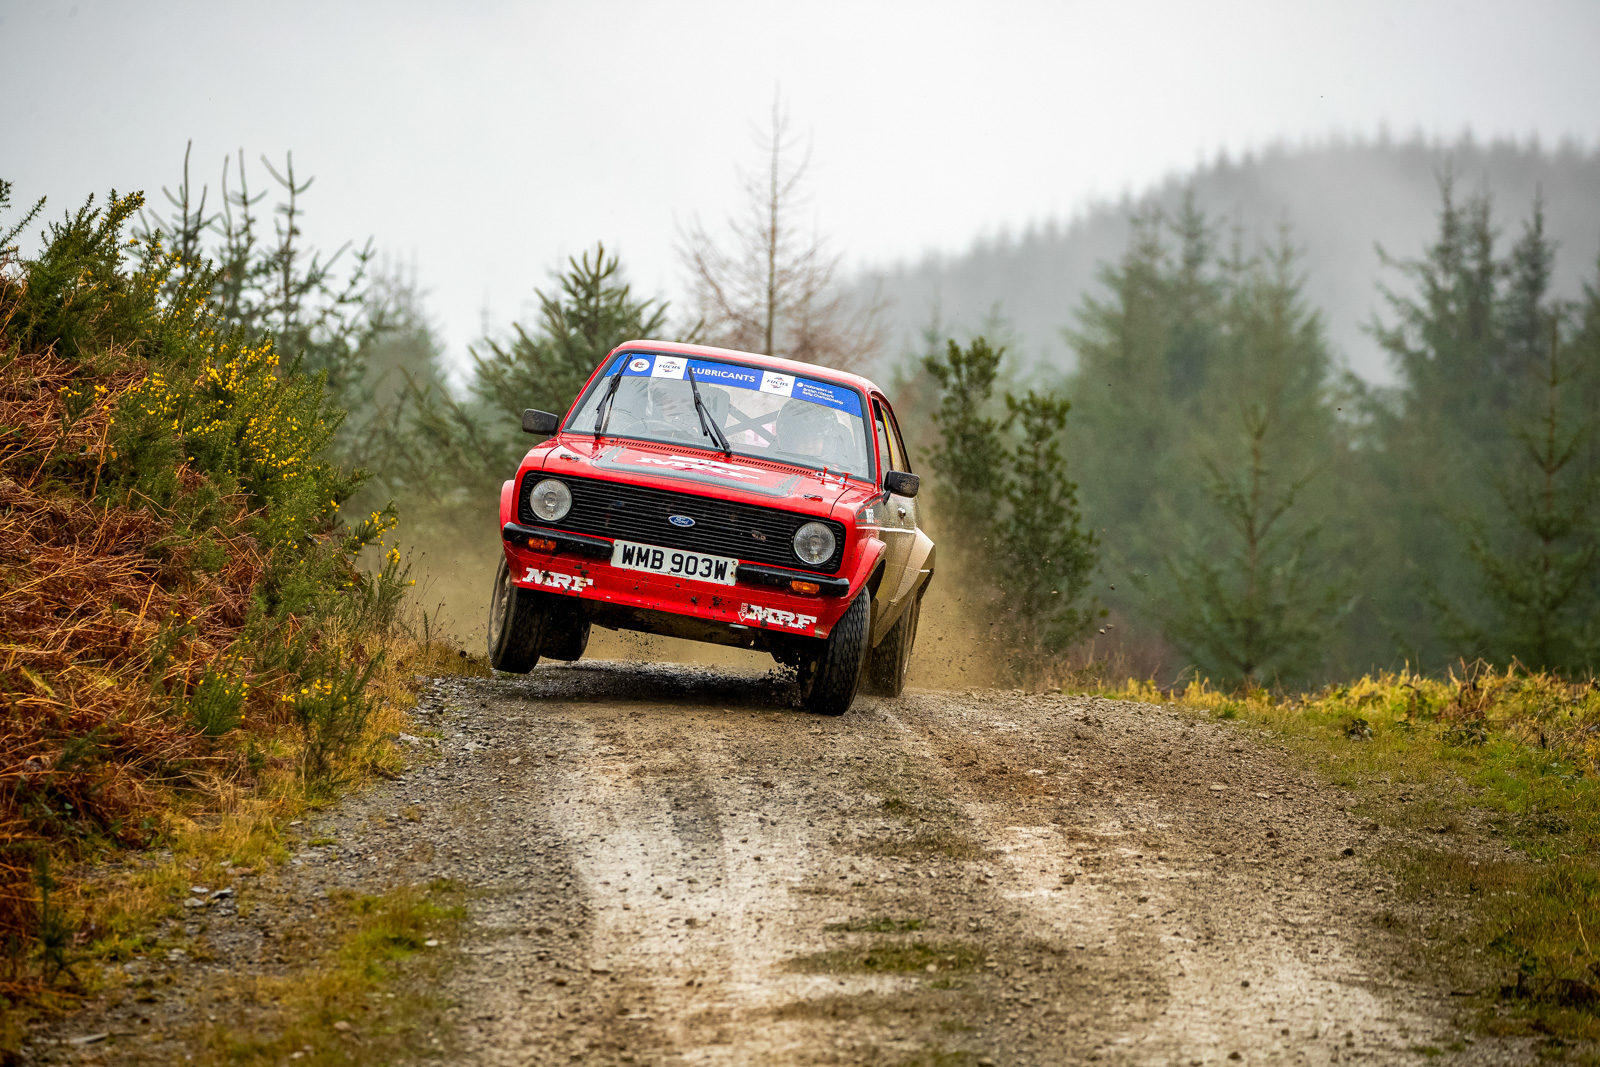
[
  {"x1": 1457, "y1": 314, "x2": 1599, "y2": 673},
  {"x1": 1157, "y1": 414, "x2": 1348, "y2": 686},
  {"x1": 1065, "y1": 201, "x2": 1222, "y2": 585},
  {"x1": 922, "y1": 336, "x2": 1007, "y2": 539},
  {"x1": 1443, "y1": 222, "x2": 1600, "y2": 675},
  {"x1": 996, "y1": 390, "x2": 1101, "y2": 673},
  {"x1": 1150, "y1": 234, "x2": 1348, "y2": 686},
  {"x1": 136, "y1": 147, "x2": 388, "y2": 441},
  {"x1": 1362, "y1": 184, "x2": 1600, "y2": 671},
  {"x1": 471, "y1": 243, "x2": 669, "y2": 424},
  {"x1": 367, "y1": 244, "x2": 674, "y2": 508},
  {"x1": 1499, "y1": 196, "x2": 1557, "y2": 377},
  {"x1": 1361, "y1": 181, "x2": 1508, "y2": 664},
  {"x1": 923, "y1": 336, "x2": 1100, "y2": 679}
]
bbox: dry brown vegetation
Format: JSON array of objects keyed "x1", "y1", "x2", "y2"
[
  {"x1": 0, "y1": 184, "x2": 423, "y2": 1029},
  {"x1": 1, "y1": 347, "x2": 248, "y2": 971}
]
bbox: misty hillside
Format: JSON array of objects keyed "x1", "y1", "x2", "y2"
[{"x1": 859, "y1": 136, "x2": 1600, "y2": 382}]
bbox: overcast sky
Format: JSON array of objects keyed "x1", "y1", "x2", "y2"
[{"x1": 4, "y1": 0, "x2": 1598, "y2": 369}]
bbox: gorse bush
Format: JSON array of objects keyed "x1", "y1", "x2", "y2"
[
  {"x1": 134, "y1": 146, "x2": 388, "y2": 427},
  {"x1": 0, "y1": 177, "x2": 407, "y2": 990}
]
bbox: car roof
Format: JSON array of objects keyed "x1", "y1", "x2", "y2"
[{"x1": 611, "y1": 339, "x2": 884, "y2": 396}]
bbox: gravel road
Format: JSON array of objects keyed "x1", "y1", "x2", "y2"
[
  {"x1": 36, "y1": 659, "x2": 1525, "y2": 1065},
  {"x1": 376, "y1": 661, "x2": 1503, "y2": 1065}
]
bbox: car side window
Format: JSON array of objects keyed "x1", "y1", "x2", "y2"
[
  {"x1": 872, "y1": 401, "x2": 894, "y2": 481},
  {"x1": 883, "y1": 403, "x2": 911, "y2": 473}
]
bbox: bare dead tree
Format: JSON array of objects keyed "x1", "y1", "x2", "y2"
[{"x1": 678, "y1": 96, "x2": 882, "y2": 372}]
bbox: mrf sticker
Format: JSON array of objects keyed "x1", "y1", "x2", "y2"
[
  {"x1": 523, "y1": 567, "x2": 594, "y2": 594},
  {"x1": 636, "y1": 454, "x2": 763, "y2": 480},
  {"x1": 739, "y1": 603, "x2": 817, "y2": 631}
]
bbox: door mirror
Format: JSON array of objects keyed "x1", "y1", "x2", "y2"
[
  {"x1": 884, "y1": 470, "x2": 920, "y2": 498},
  {"x1": 522, "y1": 409, "x2": 560, "y2": 435}
]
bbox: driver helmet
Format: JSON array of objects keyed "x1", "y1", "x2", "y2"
[
  {"x1": 775, "y1": 399, "x2": 837, "y2": 455},
  {"x1": 648, "y1": 379, "x2": 695, "y2": 423}
]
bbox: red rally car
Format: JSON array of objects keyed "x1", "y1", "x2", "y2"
[{"x1": 487, "y1": 340, "x2": 935, "y2": 715}]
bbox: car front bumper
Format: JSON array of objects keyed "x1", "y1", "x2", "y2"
[{"x1": 500, "y1": 527, "x2": 858, "y2": 641}]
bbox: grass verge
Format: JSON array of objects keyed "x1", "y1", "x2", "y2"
[
  {"x1": 190, "y1": 881, "x2": 469, "y2": 1066},
  {"x1": 2, "y1": 637, "x2": 490, "y2": 1058},
  {"x1": 1091, "y1": 663, "x2": 1600, "y2": 1049}
]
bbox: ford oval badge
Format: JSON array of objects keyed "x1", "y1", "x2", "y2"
[{"x1": 668, "y1": 514, "x2": 696, "y2": 528}]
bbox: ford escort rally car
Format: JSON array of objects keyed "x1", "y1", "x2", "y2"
[{"x1": 487, "y1": 340, "x2": 934, "y2": 715}]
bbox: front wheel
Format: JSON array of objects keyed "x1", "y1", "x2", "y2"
[
  {"x1": 863, "y1": 588, "x2": 921, "y2": 698},
  {"x1": 800, "y1": 593, "x2": 870, "y2": 716},
  {"x1": 487, "y1": 556, "x2": 543, "y2": 673},
  {"x1": 538, "y1": 597, "x2": 591, "y2": 661}
]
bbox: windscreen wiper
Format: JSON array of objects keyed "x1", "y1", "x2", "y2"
[
  {"x1": 592, "y1": 368, "x2": 624, "y2": 435},
  {"x1": 685, "y1": 365, "x2": 733, "y2": 458}
]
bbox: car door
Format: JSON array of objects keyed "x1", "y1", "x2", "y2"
[{"x1": 868, "y1": 397, "x2": 933, "y2": 646}]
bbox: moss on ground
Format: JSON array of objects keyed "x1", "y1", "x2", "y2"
[{"x1": 787, "y1": 940, "x2": 985, "y2": 976}]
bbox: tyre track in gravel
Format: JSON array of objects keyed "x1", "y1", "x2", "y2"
[
  {"x1": 374, "y1": 660, "x2": 1526, "y2": 1067},
  {"x1": 880, "y1": 692, "x2": 1448, "y2": 1064}
]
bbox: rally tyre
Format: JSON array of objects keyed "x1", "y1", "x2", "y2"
[
  {"x1": 487, "y1": 556, "x2": 543, "y2": 673},
  {"x1": 538, "y1": 598, "x2": 591, "y2": 662},
  {"x1": 864, "y1": 587, "x2": 921, "y2": 698},
  {"x1": 801, "y1": 592, "x2": 870, "y2": 716}
]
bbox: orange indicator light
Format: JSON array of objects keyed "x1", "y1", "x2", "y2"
[
  {"x1": 528, "y1": 537, "x2": 557, "y2": 551},
  {"x1": 789, "y1": 580, "x2": 821, "y2": 595}
]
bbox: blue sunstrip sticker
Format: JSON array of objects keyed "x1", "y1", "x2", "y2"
[
  {"x1": 608, "y1": 354, "x2": 862, "y2": 416},
  {"x1": 787, "y1": 376, "x2": 862, "y2": 416},
  {"x1": 683, "y1": 360, "x2": 761, "y2": 390}
]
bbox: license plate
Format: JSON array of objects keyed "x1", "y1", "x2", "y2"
[{"x1": 610, "y1": 539, "x2": 737, "y2": 585}]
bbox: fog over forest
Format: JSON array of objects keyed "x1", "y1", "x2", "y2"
[{"x1": 860, "y1": 136, "x2": 1600, "y2": 383}]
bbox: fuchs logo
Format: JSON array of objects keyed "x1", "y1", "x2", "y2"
[
  {"x1": 628, "y1": 357, "x2": 651, "y2": 372},
  {"x1": 759, "y1": 370, "x2": 795, "y2": 396},
  {"x1": 651, "y1": 357, "x2": 686, "y2": 379},
  {"x1": 668, "y1": 514, "x2": 696, "y2": 527}
]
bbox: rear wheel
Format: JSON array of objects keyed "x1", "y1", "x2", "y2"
[
  {"x1": 864, "y1": 588, "x2": 921, "y2": 698},
  {"x1": 487, "y1": 557, "x2": 543, "y2": 673},
  {"x1": 800, "y1": 593, "x2": 870, "y2": 716}
]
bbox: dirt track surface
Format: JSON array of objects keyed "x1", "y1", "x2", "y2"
[
  {"x1": 393, "y1": 661, "x2": 1506, "y2": 1066},
  {"x1": 38, "y1": 661, "x2": 1525, "y2": 1065}
]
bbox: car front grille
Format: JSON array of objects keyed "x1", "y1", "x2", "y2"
[{"x1": 520, "y1": 473, "x2": 846, "y2": 574}]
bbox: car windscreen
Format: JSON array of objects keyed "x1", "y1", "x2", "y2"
[{"x1": 568, "y1": 353, "x2": 873, "y2": 481}]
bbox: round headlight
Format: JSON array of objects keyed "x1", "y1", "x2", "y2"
[
  {"x1": 792, "y1": 522, "x2": 836, "y2": 566},
  {"x1": 528, "y1": 478, "x2": 572, "y2": 522}
]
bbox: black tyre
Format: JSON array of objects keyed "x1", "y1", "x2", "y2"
[
  {"x1": 487, "y1": 556, "x2": 543, "y2": 673},
  {"x1": 538, "y1": 597, "x2": 591, "y2": 661},
  {"x1": 863, "y1": 588, "x2": 921, "y2": 698},
  {"x1": 801, "y1": 592, "x2": 870, "y2": 716}
]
